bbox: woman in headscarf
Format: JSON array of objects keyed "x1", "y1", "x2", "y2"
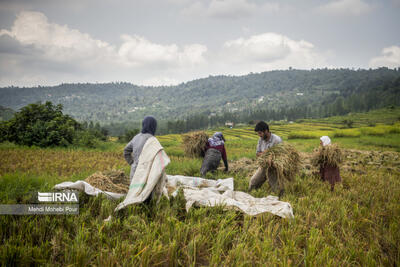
[
  {"x1": 200, "y1": 132, "x2": 228, "y2": 177},
  {"x1": 124, "y1": 116, "x2": 158, "y2": 182},
  {"x1": 318, "y1": 136, "x2": 341, "y2": 191}
]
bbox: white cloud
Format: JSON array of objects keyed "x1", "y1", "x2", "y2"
[
  {"x1": 0, "y1": 11, "x2": 208, "y2": 86},
  {"x1": 316, "y1": 0, "x2": 372, "y2": 16},
  {"x1": 118, "y1": 35, "x2": 207, "y2": 67},
  {"x1": 223, "y1": 33, "x2": 291, "y2": 62},
  {"x1": 220, "y1": 33, "x2": 327, "y2": 72},
  {"x1": 0, "y1": 11, "x2": 329, "y2": 87},
  {"x1": 369, "y1": 46, "x2": 400, "y2": 69},
  {"x1": 0, "y1": 11, "x2": 115, "y2": 63}
]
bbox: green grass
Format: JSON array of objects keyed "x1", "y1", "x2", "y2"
[
  {"x1": 288, "y1": 130, "x2": 333, "y2": 140},
  {"x1": 333, "y1": 129, "x2": 361, "y2": 138},
  {"x1": 1, "y1": 109, "x2": 400, "y2": 265},
  {"x1": 301, "y1": 106, "x2": 400, "y2": 127}
]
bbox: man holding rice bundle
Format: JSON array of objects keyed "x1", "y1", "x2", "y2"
[
  {"x1": 200, "y1": 132, "x2": 229, "y2": 177},
  {"x1": 249, "y1": 121, "x2": 283, "y2": 191}
]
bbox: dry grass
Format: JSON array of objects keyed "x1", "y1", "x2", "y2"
[
  {"x1": 182, "y1": 131, "x2": 209, "y2": 158},
  {"x1": 311, "y1": 144, "x2": 343, "y2": 168},
  {"x1": 85, "y1": 170, "x2": 129, "y2": 193},
  {"x1": 257, "y1": 143, "x2": 301, "y2": 187},
  {"x1": 228, "y1": 157, "x2": 258, "y2": 177}
]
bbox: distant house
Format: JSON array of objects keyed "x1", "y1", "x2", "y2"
[{"x1": 225, "y1": 122, "x2": 234, "y2": 128}]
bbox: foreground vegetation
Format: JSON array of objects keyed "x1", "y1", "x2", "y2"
[{"x1": 0, "y1": 109, "x2": 399, "y2": 266}]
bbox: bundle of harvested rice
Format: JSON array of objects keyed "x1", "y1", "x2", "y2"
[
  {"x1": 257, "y1": 143, "x2": 301, "y2": 187},
  {"x1": 229, "y1": 158, "x2": 258, "y2": 176},
  {"x1": 311, "y1": 144, "x2": 343, "y2": 168},
  {"x1": 182, "y1": 131, "x2": 209, "y2": 158},
  {"x1": 85, "y1": 170, "x2": 129, "y2": 194}
]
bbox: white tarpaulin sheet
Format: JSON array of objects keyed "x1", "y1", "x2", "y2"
[
  {"x1": 54, "y1": 174, "x2": 294, "y2": 218},
  {"x1": 183, "y1": 188, "x2": 293, "y2": 218},
  {"x1": 54, "y1": 180, "x2": 125, "y2": 199},
  {"x1": 166, "y1": 175, "x2": 234, "y2": 195}
]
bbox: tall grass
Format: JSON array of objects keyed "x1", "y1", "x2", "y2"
[
  {"x1": 1, "y1": 167, "x2": 399, "y2": 265},
  {"x1": 1, "y1": 114, "x2": 400, "y2": 265}
]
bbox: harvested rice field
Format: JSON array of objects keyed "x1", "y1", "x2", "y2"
[{"x1": 1, "y1": 109, "x2": 400, "y2": 266}]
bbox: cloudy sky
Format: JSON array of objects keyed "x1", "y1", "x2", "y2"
[{"x1": 0, "y1": 0, "x2": 399, "y2": 87}]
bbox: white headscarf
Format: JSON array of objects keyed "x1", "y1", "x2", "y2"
[
  {"x1": 208, "y1": 132, "x2": 225, "y2": 147},
  {"x1": 320, "y1": 136, "x2": 331, "y2": 146}
]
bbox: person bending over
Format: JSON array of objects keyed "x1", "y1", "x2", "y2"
[{"x1": 200, "y1": 132, "x2": 228, "y2": 177}]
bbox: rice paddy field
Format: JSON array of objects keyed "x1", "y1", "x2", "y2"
[{"x1": 1, "y1": 108, "x2": 400, "y2": 266}]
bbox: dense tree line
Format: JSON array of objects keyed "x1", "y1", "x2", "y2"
[
  {"x1": 2, "y1": 68, "x2": 399, "y2": 138},
  {"x1": 160, "y1": 75, "x2": 400, "y2": 133},
  {"x1": 1, "y1": 68, "x2": 399, "y2": 125}
]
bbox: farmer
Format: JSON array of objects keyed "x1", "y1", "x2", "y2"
[
  {"x1": 255, "y1": 121, "x2": 282, "y2": 157},
  {"x1": 200, "y1": 132, "x2": 228, "y2": 176},
  {"x1": 319, "y1": 136, "x2": 341, "y2": 191},
  {"x1": 249, "y1": 121, "x2": 282, "y2": 191},
  {"x1": 124, "y1": 116, "x2": 158, "y2": 183}
]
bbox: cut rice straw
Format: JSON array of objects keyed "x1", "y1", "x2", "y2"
[
  {"x1": 257, "y1": 143, "x2": 301, "y2": 188},
  {"x1": 85, "y1": 170, "x2": 129, "y2": 194},
  {"x1": 311, "y1": 144, "x2": 343, "y2": 168},
  {"x1": 182, "y1": 131, "x2": 209, "y2": 158}
]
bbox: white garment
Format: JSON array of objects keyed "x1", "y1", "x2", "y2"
[
  {"x1": 320, "y1": 136, "x2": 331, "y2": 146},
  {"x1": 115, "y1": 136, "x2": 170, "y2": 211}
]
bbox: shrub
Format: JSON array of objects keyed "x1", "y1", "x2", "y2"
[
  {"x1": 73, "y1": 131, "x2": 100, "y2": 148},
  {"x1": 342, "y1": 119, "x2": 354, "y2": 128},
  {"x1": 118, "y1": 129, "x2": 140, "y2": 143},
  {"x1": 3, "y1": 102, "x2": 81, "y2": 147}
]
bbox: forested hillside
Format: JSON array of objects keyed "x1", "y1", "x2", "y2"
[
  {"x1": 0, "y1": 106, "x2": 14, "y2": 121},
  {"x1": 1, "y1": 68, "x2": 399, "y2": 129}
]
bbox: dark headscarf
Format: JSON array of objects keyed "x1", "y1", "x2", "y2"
[{"x1": 141, "y1": 116, "x2": 157, "y2": 135}]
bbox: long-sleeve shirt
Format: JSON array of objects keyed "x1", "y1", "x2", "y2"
[
  {"x1": 123, "y1": 133, "x2": 153, "y2": 182},
  {"x1": 205, "y1": 141, "x2": 227, "y2": 162}
]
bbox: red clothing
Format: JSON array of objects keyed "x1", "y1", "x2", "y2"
[
  {"x1": 320, "y1": 164, "x2": 341, "y2": 190},
  {"x1": 205, "y1": 142, "x2": 227, "y2": 162}
]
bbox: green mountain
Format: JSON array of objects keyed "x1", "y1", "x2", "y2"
[{"x1": 1, "y1": 68, "x2": 399, "y2": 124}]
